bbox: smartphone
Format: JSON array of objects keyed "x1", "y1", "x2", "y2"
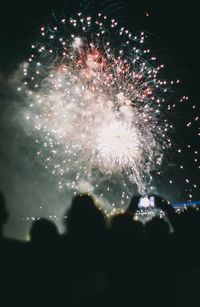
[
  {"x1": 149, "y1": 196, "x2": 155, "y2": 208},
  {"x1": 138, "y1": 195, "x2": 155, "y2": 208},
  {"x1": 138, "y1": 196, "x2": 150, "y2": 209}
]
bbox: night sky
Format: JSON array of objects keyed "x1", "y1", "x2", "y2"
[{"x1": 0, "y1": 0, "x2": 200, "y2": 239}]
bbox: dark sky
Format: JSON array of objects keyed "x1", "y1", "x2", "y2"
[
  {"x1": 0, "y1": 0, "x2": 199, "y2": 88},
  {"x1": 0, "y1": 0, "x2": 200, "y2": 239}
]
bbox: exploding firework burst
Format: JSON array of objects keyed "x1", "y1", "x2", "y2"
[
  {"x1": 96, "y1": 121, "x2": 140, "y2": 167},
  {"x1": 20, "y1": 12, "x2": 178, "y2": 211}
]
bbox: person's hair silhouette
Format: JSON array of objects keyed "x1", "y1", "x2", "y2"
[
  {"x1": 65, "y1": 193, "x2": 106, "y2": 240},
  {"x1": 30, "y1": 218, "x2": 59, "y2": 247}
]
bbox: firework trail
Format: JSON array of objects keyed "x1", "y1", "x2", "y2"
[{"x1": 20, "y1": 12, "x2": 176, "y2": 211}]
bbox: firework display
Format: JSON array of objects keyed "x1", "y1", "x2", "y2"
[{"x1": 20, "y1": 12, "x2": 189, "y2": 211}]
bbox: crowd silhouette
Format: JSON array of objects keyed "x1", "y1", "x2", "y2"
[{"x1": 1, "y1": 190, "x2": 200, "y2": 306}]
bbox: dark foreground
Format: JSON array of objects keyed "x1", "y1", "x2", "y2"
[{"x1": 1, "y1": 192, "x2": 200, "y2": 307}]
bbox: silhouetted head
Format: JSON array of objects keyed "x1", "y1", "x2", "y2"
[
  {"x1": 145, "y1": 216, "x2": 170, "y2": 242},
  {"x1": 0, "y1": 191, "x2": 9, "y2": 237},
  {"x1": 178, "y1": 206, "x2": 200, "y2": 237},
  {"x1": 30, "y1": 218, "x2": 59, "y2": 247},
  {"x1": 111, "y1": 213, "x2": 144, "y2": 242},
  {"x1": 65, "y1": 194, "x2": 106, "y2": 239},
  {"x1": 111, "y1": 213, "x2": 134, "y2": 236}
]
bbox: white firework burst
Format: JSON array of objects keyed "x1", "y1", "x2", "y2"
[
  {"x1": 20, "y1": 12, "x2": 175, "y2": 210},
  {"x1": 96, "y1": 121, "x2": 140, "y2": 168}
]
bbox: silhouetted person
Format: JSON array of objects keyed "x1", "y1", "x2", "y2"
[
  {"x1": 145, "y1": 196, "x2": 176, "y2": 307},
  {"x1": 30, "y1": 217, "x2": 59, "y2": 247},
  {"x1": 166, "y1": 206, "x2": 200, "y2": 307},
  {"x1": 29, "y1": 218, "x2": 61, "y2": 307},
  {"x1": 65, "y1": 194, "x2": 106, "y2": 240},
  {"x1": 61, "y1": 194, "x2": 108, "y2": 307},
  {"x1": 110, "y1": 212, "x2": 145, "y2": 243},
  {"x1": 0, "y1": 191, "x2": 28, "y2": 307},
  {"x1": 176, "y1": 206, "x2": 200, "y2": 242},
  {"x1": 145, "y1": 215, "x2": 170, "y2": 242},
  {"x1": 108, "y1": 210, "x2": 149, "y2": 307}
]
